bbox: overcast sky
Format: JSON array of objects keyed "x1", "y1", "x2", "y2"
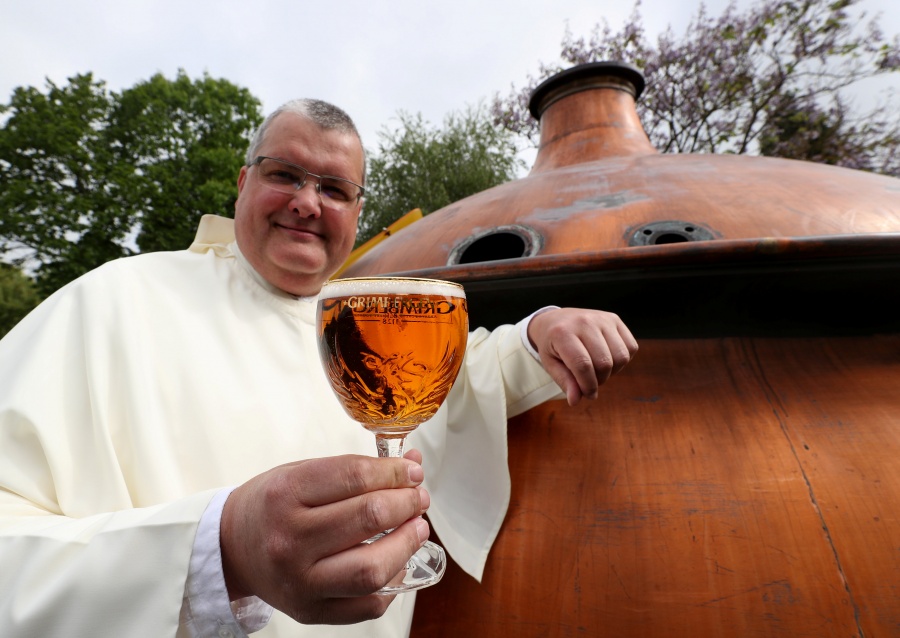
[{"x1": 2, "y1": 0, "x2": 898, "y2": 158}]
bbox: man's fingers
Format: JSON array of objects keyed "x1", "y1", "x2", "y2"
[
  {"x1": 540, "y1": 354, "x2": 583, "y2": 406},
  {"x1": 612, "y1": 322, "x2": 640, "y2": 373},
  {"x1": 546, "y1": 327, "x2": 614, "y2": 400},
  {"x1": 529, "y1": 308, "x2": 638, "y2": 405},
  {"x1": 292, "y1": 455, "x2": 424, "y2": 507},
  {"x1": 220, "y1": 455, "x2": 429, "y2": 610},
  {"x1": 310, "y1": 516, "x2": 430, "y2": 598},
  {"x1": 299, "y1": 485, "x2": 430, "y2": 558},
  {"x1": 403, "y1": 448, "x2": 423, "y2": 465},
  {"x1": 564, "y1": 348, "x2": 601, "y2": 399}
]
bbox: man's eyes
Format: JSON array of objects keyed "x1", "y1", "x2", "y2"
[
  {"x1": 320, "y1": 181, "x2": 353, "y2": 201},
  {"x1": 268, "y1": 169, "x2": 303, "y2": 183}
]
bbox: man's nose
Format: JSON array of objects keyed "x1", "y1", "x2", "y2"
[{"x1": 288, "y1": 180, "x2": 323, "y2": 218}]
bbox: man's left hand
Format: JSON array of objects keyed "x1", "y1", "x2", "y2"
[{"x1": 527, "y1": 307, "x2": 638, "y2": 406}]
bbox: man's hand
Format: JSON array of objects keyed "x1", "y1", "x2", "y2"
[
  {"x1": 220, "y1": 450, "x2": 429, "y2": 625},
  {"x1": 527, "y1": 307, "x2": 638, "y2": 406}
]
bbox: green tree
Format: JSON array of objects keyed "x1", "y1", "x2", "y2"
[
  {"x1": 112, "y1": 71, "x2": 262, "y2": 254},
  {"x1": 0, "y1": 74, "x2": 125, "y2": 297},
  {"x1": 358, "y1": 105, "x2": 524, "y2": 246},
  {"x1": 492, "y1": 0, "x2": 900, "y2": 175},
  {"x1": 0, "y1": 264, "x2": 39, "y2": 338},
  {"x1": 0, "y1": 71, "x2": 262, "y2": 297}
]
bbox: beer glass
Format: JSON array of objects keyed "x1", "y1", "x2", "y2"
[{"x1": 316, "y1": 276, "x2": 468, "y2": 593}]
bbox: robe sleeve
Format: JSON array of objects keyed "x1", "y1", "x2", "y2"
[
  {"x1": 409, "y1": 321, "x2": 564, "y2": 581},
  {"x1": 0, "y1": 275, "x2": 211, "y2": 637}
]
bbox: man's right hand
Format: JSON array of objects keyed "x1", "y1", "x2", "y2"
[{"x1": 220, "y1": 452, "x2": 430, "y2": 625}]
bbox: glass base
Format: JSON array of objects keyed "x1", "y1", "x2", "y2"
[{"x1": 376, "y1": 540, "x2": 446, "y2": 594}]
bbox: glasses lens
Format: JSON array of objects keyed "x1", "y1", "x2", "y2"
[
  {"x1": 256, "y1": 157, "x2": 306, "y2": 194},
  {"x1": 319, "y1": 177, "x2": 362, "y2": 207}
]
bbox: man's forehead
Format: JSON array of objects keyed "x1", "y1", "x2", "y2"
[
  {"x1": 263, "y1": 114, "x2": 362, "y2": 166},
  {"x1": 266, "y1": 113, "x2": 355, "y2": 144}
]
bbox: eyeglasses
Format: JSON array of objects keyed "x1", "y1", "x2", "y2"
[{"x1": 248, "y1": 156, "x2": 365, "y2": 212}]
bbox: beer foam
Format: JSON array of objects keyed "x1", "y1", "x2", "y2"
[{"x1": 319, "y1": 277, "x2": 465, "y2": 299}]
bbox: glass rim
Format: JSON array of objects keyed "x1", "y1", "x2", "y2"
[{"x1": 318, "y1": 276, "x2": 465, "y2": 299}]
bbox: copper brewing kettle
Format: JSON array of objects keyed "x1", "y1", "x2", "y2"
[{"x1": 343, "y1": 62, "x2": 900, "y2": 637}]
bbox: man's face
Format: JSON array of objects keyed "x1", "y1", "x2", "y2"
[{"x1": 233, "y1": 113, "x2": 364, "y2": 297}]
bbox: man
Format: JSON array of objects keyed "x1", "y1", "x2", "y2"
[{"x1": 0, "y1": 99, "x2": 637, "y2": 637}]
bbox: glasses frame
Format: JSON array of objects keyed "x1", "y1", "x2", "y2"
[{"x1": 248, "y1": 155, "x2": 365, "y2": 209}]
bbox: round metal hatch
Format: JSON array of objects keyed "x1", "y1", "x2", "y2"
[
  {"x1": 448, "y1": 224, "x2": 543, "y2": 265},
  {"x1": 628, "y1": 221, "x2": 717, "y2": 246}
]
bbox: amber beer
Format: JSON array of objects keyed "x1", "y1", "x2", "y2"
[{"x1": 317, "y1": 277, "x2": 468, "y2": 436}]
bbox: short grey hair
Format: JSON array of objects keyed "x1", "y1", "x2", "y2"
[{"x1": 245, "y1": 98, "x2": 366, "y2": 182}]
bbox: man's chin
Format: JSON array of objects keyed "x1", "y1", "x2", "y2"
[
  {"x1": 274, "y1": 272, "x2": 327, "y2": 297},
  {"x1": 258, "y1": 251, "x2": 325, "y2": 294}
]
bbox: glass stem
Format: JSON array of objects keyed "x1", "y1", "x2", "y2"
[
  {"x1": 371, "y1": 435, "x2": 408, "y2": 540},
  {"x1": 375, "y1": 435, "x2": 406, "y2": 459}
]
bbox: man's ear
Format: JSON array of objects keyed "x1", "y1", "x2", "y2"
[{"x1": 236, "y1": 165, "x2": 249, "y2": 196}]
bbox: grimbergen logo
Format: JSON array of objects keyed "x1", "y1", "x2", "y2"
[{"x1": 323, "y1": 296, "x2": 458, "y2": 316}]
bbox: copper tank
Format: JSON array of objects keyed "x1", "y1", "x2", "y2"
[{"x1": 342, "y1": 62, "x2": 900, "y2": 637}]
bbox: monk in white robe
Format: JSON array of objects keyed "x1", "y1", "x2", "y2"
[{"x1": 0, "y1": 99, "x2": 637, "y2": 637}]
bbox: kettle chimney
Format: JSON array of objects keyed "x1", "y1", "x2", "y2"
[{"x1": 528, "y1": 61, "x2": 657, "y2": 172}]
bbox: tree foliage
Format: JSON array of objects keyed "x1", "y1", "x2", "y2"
[
  {"x1": 492, "y1": 0, "x2": 900, "y2": 175},
  {"x1": 112, "y1": 72, "x2": 262, "y2": 254},
  {"x1": 0, "y1": 71, "x2": 262, "y2": 297},
  {"x1": 358, "y1": 105, "x2": 525, "y2": 246},
  {"x1": 0, "y1": 263, "x2": 39, "y2": 338}
]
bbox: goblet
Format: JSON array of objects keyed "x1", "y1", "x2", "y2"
[{"x1": 316, "y1": 276, "x2": 468, "y2": 593}]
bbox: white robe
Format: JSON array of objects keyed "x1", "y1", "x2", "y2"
[{"x1": 0, "y1": 215, "x2": 563, "y2": 637}]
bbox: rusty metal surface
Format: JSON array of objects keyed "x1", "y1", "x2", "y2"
[
  {"x1": 344, "y1": 152, "x2": 900, "y2": 278},
  {"x1": 413, "y1": 336, "x2": 900, "y2": 637}
]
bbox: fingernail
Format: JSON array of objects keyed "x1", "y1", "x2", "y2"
[
  {"x1": 417, "y1": 486, "x2": 431, "y2": 512},
  {"x1": 408, "y1": 463, "x2": 424, "y2": 483},
  {"x1": 415, "y1": 517, "x2": 430, "y2": 544}
]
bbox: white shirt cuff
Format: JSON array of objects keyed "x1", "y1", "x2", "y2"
[
  {"x1": 180, "y1": 487, "x2": 274, "y2": 636},
  {"x1": 519, "y1": 305, "x2": 560, "y2": 363}
]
